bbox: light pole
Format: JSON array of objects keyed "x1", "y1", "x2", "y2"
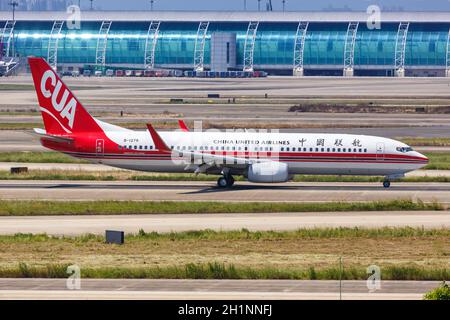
[
  {"x1": 8, "y1": 1, "x2": 18, "y2": 57},
  {"x1": 244, "y1": 0, "x2": 246, "y2": 11},
  {"x1": 282, "y1": 0, "x2": 286, "y2": 12},
  {"x1": 9, "y1": 1, "x2": 18, "y2": 21},
  {"x1": 257, "y1": 0, "x2": 261, "y2": 11},
  {"x1": 150, "y1": 0, "x2": 154, "y2": 11},
  {"x1": 90, "y1": 0, "x2": 93, "y2": 11}
]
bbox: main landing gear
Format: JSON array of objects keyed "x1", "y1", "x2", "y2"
[{"x1": 217, "y1": 174, "x2": 235, "y2": 188}]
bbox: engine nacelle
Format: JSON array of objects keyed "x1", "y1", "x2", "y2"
[{"x1": 247, "y1": 161, "x2": 289, "y2": 183}]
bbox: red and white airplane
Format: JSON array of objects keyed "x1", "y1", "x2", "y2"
[{"x1": 28, "y1": 57, "x2": 428, "y2": 188}]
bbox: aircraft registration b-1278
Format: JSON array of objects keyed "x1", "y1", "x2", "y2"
[{"x1": 28, "y1": 57, "x2": 428, "y2": 188}]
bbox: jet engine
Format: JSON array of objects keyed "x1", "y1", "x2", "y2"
[{"x1": 247, "y1": 161, "x2": 289, "y2": 183}]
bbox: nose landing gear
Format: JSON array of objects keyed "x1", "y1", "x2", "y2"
[{"x1": 383, "y1": 180, "x2": 391, "y2": 188}]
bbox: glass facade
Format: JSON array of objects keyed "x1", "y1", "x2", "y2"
[{"x1": 2, "y1": 20, "x2": 449, "y2": 70}]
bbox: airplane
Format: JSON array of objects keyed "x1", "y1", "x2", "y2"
[{"x1": 28, "y1": 57, "x2": 428, "y2": 188}]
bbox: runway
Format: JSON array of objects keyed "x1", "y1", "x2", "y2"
[
  {"x1": 0, "y1": 279, "x2": 439, "y2": 300},
  {"x1": 0, "y1": 180, "x2": 449, "y2": 204},
  {"x1": 0, "y1": 211, "x2": 447, "y2": 236}
]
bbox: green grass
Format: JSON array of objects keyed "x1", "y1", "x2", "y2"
[
  {"x1": 0, "y1": 262, "x2": 447, "y2": 281},
  {"x1": 0, "y1": 199, "x2": 443, "y2": 216},
  {"x1": 0, "y1": 84, "x2": 35, "y2": 91},
  {"x1": 0, "y1": 228, "x2": 447, "y2": 280},
  {"x1": 423, "y1": 152, "x2": 450, "y2": 170},
  {"x1": 400, "y1": 137, "x2": 450, "y2": 147},
  {"x1": 424, "y1": 282, "x2": 450, "y2": 300},
  {"x1": 0, "y1": 151, "x2": 448, "y2": 169},
  {"x1": 0, "y1": 152, "x2": 88, "y2": 163},
  {"x1": 2, "y1": 170, "x2": 450, "y2": 182},
  {"x1": 3, "y1": 226, "x2": 448, "y2": 242}
]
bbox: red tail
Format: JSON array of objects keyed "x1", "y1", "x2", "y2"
[{"x1": 28, "y1": 57, "x2": 102, "y2": 135}]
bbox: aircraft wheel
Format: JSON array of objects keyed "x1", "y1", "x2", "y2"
[
  {"x1": 217, "y1": 177, "x2": 228, "y2": 188},
  {"x1": 383, "y1": 180, "x2": 391, "y2": 188}
]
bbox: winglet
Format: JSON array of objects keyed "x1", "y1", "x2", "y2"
[
  {"x1": 146, "y1": 123, "x2": 171, "y2": 152},
  {"x1": 178, "y1": 120, "x2": 190, "y2": 132}
]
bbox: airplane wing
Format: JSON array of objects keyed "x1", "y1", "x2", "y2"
[{"x1": 146, "y1": 123, "x2": 252, "y2": 167}]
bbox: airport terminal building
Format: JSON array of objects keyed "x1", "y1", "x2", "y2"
[{"x1": 0, "y1": 11, "x2": 450, "y2": 76}]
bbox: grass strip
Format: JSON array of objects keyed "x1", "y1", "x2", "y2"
[
  {"x1": 0, "y1": 199, "x2": 443, "y2": 216},
  {"x1": 0, "y1": 152, "x2": 88, "y2": 163},
  {"x1": 0, "y1": 262, "x2": 447, "y2": 281},
  {"x1": 2, "y1": 227, "x2": 449, "y2": 242},
  {"x1": 1, "y1": 170, "x2": 450, "y2": 182},
  {"x1": 399, "y1": 137, "x2": 450, "y2": 147}
]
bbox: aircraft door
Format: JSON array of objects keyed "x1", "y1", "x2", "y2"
[
  {"x1": 376, "y1": 142, "x2": 384, "y2": 160},
  {"x1": 96, "y1": 139, "x2": 104, "y2": 156}
]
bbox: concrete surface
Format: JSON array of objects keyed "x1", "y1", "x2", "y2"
[
  {"x1": 0, "y1": 279, "x2": 439, "y2": 300},
  {"x1": 0, "y1": 181, "x2": 449, "y2": 204},
  {"x1": 0, "y1": 211, "x2": 448, "y2": 236}
]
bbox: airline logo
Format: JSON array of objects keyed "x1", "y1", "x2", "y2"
[{"x1": 40, "y1": 69, "x2": 77, "y2": 130}]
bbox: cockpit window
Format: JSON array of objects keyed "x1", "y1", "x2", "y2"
[{"x1": 396, "y1": 146, "x2": 413, "y2": 153}]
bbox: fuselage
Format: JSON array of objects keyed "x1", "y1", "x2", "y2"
[{"x1": 42, "y1": 125, "x2": 429, "y2": 178}]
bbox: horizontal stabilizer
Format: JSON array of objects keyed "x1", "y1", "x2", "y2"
[{"x1": 29, "y1": 128, "x2": 74, "y2": 143}]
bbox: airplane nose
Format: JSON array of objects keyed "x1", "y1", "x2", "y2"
[{"x1": 417, "y1": 152, "x2": 429, "y2": 166}]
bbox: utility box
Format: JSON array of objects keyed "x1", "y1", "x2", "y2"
[
  {"x1": 210, "y1": 32, "x2": 236, "y2": 72},
  {"x1": 105, "y1": 230, "x2": 124, "y2": 245},
  {"x1": 10, "y1": 167, "x2": 28, "y2": 174}
]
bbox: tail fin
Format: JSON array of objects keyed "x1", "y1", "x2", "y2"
[{"x1": 28, "y1": 57, "x2": 102, "y2": 135}]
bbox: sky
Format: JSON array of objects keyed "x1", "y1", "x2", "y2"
[{"x1": 77, "y1": 0, "x2": 450, "y2": 12}]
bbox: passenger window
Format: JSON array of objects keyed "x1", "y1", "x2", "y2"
[
  {"x1": 326, "y1": 148, "x2": 330, "y2": 152},
  {"x1": 133, "y1": 145, "x2": 137, "y2": 150},
  {"x1": 332, "y1": 148, "x2": 335, "y2": 152},
  {"x1": 321, "y1": 148, "x2": 324, "y2": 152},
  {"x1": 337, "y1": 148, "x2": 341, "y2": 152},
  {"x1": 310, "y1": 148, "x2": 313, "y2": 152},
  {"x1": 354, "y1": 148, "x2": 357, "y2": 152},
  {"x1": 343, "y1": 148, "x2": 346, "y2": 152},
  {"x1": 150, "y1": 146, "x2": 153, "y2": 150},
  {"x1": 364, "y1": 148, "x2": 367, "y2": 152},
  {"x1": 315, "y1": 148, "x2": 319, "y2": 152},
  {"x1": 286, "y1": 147, "x2": 290, "y2": 151}
]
